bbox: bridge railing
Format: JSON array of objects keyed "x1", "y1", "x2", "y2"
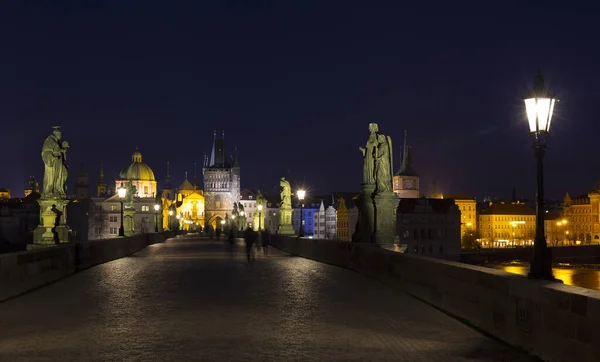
[{"x1": 0, "y1": 231, "x2": 183, "y2": 303}]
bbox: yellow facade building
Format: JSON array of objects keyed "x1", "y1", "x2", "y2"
[
  {"x1": 562, "y1": 191, "x2": 600, "y2": 244},
  {"x1": 175, "y1": 172, "x2": 205, "y2": 230},
  {"x1": 478, "y1": 202, "x2": 535, "y2": 248},
  {"x1": 440, "y1": 194, "x2": 477, "y2": 238},
  {"x1": 336, "y1": 197, "x2": 350, "y2": 241}
]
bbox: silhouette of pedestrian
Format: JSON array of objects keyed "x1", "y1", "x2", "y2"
[{"x1": 243, "y1": 226, "x2": 257, "y2": 263}]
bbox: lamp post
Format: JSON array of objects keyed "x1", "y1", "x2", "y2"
[
  {"x1": 257, "y1": 204, "x2": 263, "y2": 231},
  {"x1": 297, "y1": 190, "x2": 306, "y2": 237},
  {"x1": 168, "y1": 210, "x2": 173, "y2": 231},
  {"x1": 154, "y1": 204, "x2": 160, "y2": 232},
  {"x1": 117, "y1": 184, "x2": 126, "y2": 237},
  {"x1": 240, "y1": 211, "x2": 245, "y2": 230},
  {"x1": 524, "y1": 71, "x2": 558, "y2": 280}
]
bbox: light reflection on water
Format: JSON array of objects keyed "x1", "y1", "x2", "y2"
[{"x1": 489, "y1": 264, "x2": 600, "y2": 291}]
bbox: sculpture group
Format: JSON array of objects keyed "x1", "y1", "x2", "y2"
[{"x1": 357, "y1": 123, "x2": 399, "y2": 245}]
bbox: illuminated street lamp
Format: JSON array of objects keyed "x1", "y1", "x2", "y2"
[
  {"x1": 257, "y1": 204, "x2": 263, "y2": 231},
  {"x1": 117, "y1": 184, "x2": 126, "y2": 237},
  {"x1": 524, "y1": 71, "x2": 558, "y2": 280},
  {"x1": 297, "y1": 189, "x2": 306, "y2": 237},
  {"x1": 154, "y1": 204, "x2": 160, "y2": 232}
]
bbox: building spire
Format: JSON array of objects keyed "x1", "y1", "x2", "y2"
[
  {"x1": 222, "y1": 129, "x2": 225, "y2": 140},
  {"x1": 184, "y1": 170, "x2": 188, "y2": 180},
  {"x1": 395, "y1": 129, "x2": 418, "y2": 177},
  {"x1": 209, "y1": 130, "x2": 217, "y2": 166},
  {"x1": 97, "y1": 162, "x2": 106, "y2": 197}
]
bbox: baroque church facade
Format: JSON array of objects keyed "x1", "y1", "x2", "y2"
[{"x1": 203, "y1": 131, "x2": 240, "y2": 228}]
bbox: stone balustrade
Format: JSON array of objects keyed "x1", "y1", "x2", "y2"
[
  {"x1": 270, "y1": 235, "x2": 600, "y2": 362},
  {"x1": 0, "y1": 231, "x2": 182, "y2": 303}
]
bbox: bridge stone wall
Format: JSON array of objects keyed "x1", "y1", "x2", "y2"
[
  {"x1": 0, "y1": 231, "x2": 182, "y2": 303},
  {"x1": 271, "y1": 235, "x2": 600, "y2": 362}
]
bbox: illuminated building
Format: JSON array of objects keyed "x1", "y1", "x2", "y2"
[
  {"x1": 562, "y1": 190, "x2": 600, "y2": 244},
  {"x1": 396, "y1": 198, "x2": 461, "y2": 260},
  {"x1": 72, "y1": 150, "x2": 162, "y2": 240},
  {"x1": 0, "y1": 188, "x2": 10, "y2": 200},
  {"x1": 439, "y1": 194, "x2": 477, "y2": 238},
  {"x1": 544, "y1": 212, "x2": 568, "y2": 246},
  {"x1": 478, "y1": 202, "x2": 535, "y2": 248},
  {"x1": 313, "y1": 200, "x2": 336, "y2": 239},
  {"x1": 175, "y1": 171, "x2": 204, "y2": 230},
  {"x1": 115, "y1": 148, "x2": 157, "y2": 198},
  {"x1": 336, "y1": 197, "x2": 350, "y2": 241},
  {"x1": 240, "y1": 189, "x2": 257, "y2": 228},
  {"x1": 393, "y1": 131, "x2": 419, "y2": 198},
  {"x1": 203, "y1": 130, "x2": 240, "y2": 229}
]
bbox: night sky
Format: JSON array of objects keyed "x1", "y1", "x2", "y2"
[{"x1": 6, "y1": 1, "x2": 600, "y2": 200}]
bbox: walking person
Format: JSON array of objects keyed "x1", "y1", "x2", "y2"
[
  {"x1": 261, "y1": 229, "x2": 269, "y2": 255},
  {"x1": 243, "y1": 226, "x2": 257, "y2": 263}
]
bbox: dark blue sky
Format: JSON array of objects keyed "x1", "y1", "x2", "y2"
[{"x1": 5, "y1": 1, "x2": 600, "y2": 199}]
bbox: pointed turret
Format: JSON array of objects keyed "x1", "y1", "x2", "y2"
[
  {"x1": 164, "y1": 161, "x2": 172, "y2": 189},
  {"x1": 97, "y1": 163, "x2": 106, "y2": 197},
  {"x1": 233, "y1": 146, "x2": 240, "y2": 168},
  {"x1": 208, "y1": 129, "x2": 228, "y2": 167},
  {"x1": 395, "y1": 130, "x2": 418, "y2": 176}
]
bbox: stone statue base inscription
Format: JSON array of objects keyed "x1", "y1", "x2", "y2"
[
  {"x1": 373, "y1": 191, "x2": 400, "y2": 246},
  {"x1": 124, "y1": 208, "x2": 136, "y2": 237},
  {"x1": 32, "y1": 198, "x2": 70, "y2": 247}
]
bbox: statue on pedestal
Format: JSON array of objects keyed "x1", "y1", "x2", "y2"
[
  {"x1": 41, "y1": 126, "x2": 69, "y2": 198},
  {"x1": 356, "y1": 123, "x2": 399, "y2": 246},
  {"x1": 32, "y1": 126, "x2": 71, "y2": 248},
  {"x1": 277, "y1": 177, "x2": 295, "y2": 235},
  {"x1": 280, "y1": 178, "x2": 291, "y2": 209}
]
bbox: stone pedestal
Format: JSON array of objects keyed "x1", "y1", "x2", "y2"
[
  {"x1": 124, "y1": 208, "x2": 136, "y2": 237},
  {"x1": 31, "y1": 198, "x2": 70, "y2": 248},
  {"x1": 373, "y1": 191, "x2": 400, "y2": 246},
  {"x1": 357, "y1": 184, "x2": 375, "y2": 243},
  {"x1": 277, "y1": 208, "x2": 295, "y2": 235}
]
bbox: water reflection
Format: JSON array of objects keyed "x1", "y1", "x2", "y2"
[{"x1": 488, "y1": 263, "x2": 600, "y2": 291}]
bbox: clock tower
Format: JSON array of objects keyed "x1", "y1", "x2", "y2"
[{"x1": 393, "y1": 130, "x2": 420, "y2": 198}]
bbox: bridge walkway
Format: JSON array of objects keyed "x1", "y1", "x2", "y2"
[{"x1": 0, "y1": 234, "x2": 535, "y2": 361}]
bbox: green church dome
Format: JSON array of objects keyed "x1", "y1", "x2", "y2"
[{"x1": 119, "y1": 150, "x2": 156, "y2": 181}]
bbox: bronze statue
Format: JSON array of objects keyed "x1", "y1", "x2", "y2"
[{"x1": 41, "y1": 126, "x2": 69, "y2": 198}]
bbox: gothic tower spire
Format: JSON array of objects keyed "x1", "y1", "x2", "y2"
[{"x1": 97, "y1": 162, "x2": 106, "y2": 197}]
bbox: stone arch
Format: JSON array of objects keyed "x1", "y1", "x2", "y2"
[{"x1": 207, "y1": 213, "x2": 226, "y2": 229}]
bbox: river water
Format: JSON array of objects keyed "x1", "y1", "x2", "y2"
[{"x1": 487, "y1": 263, "x2": 600, "y2": 291}]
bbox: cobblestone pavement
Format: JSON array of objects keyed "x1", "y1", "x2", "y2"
[{"x1": 0, "y1": 235, "x2": 536, "y2": 362}]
